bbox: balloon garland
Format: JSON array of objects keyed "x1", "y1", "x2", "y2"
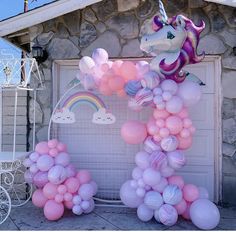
[{"x1": 23, "y1": 2, "x2": 220, "y2": 229}]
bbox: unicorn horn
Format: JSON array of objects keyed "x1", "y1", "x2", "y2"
[{"x1": 159, "y1": 0, "x2": 168, "y2": 24}]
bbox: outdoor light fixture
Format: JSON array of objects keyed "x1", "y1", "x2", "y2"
[{"x1": 31, "y1": 45, "x2": 48, "y2": 63}]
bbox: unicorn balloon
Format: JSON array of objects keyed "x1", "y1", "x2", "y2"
[{"x1": 140, "y1": 14, "x2": 205, "y2": 83}]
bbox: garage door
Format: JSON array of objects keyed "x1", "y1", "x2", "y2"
[{"x1": 52, "y1": 57, "x2": 221, "y2": 202}]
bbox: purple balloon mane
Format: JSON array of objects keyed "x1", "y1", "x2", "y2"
[{"x1": 153, "y1": 15, "x2": 205, "y2": 82}]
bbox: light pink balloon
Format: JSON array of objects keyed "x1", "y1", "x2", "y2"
[
  {"x1": 137, "y1": 204, "x2": 154, "y2": 222},
  {"x1": 57, "y1": 185, "x2": 67, "y2": 195},
  {"x1": 159, "y1": 128, "x2": 170, "y2": 138},
  {"x1": 48, "y1": 165, "x2": 67, "y2": 185},
  {"x1": 43, "y1": 182, "x2": 58, "y2": 199},
  {"x1": 64, "y1": 200, "x2": 73, "y2": 209},
  {"x1": 108, "y1": 75, "x2": 125, "y2": 92},
  {"x1": 168, "y1": 176, "x2": 185, "y2": 189},
  {"x1": 49, "y1": 148, "x2": 58, "y2": 157},
  {"x1": 135, "y1": 151, "x2": 150, "y2": 169},
  {"x1": 55, "y1": 194, "x2": 64, "y2": 203},
  {"x1": 153, "y1": 108, "x2": 170, "y2": 119},
  {"x1": 57, "y1": 142, "x2": 67, "y2": 152},
  {"x1": 120, "y1": 180, "x2": 143, "y2": 208},
  {"x1": 33, "y1": 171, "x2": 48, "y2": 188},
  {"x1": 37, "y1": 155, "x2": 54, "y2": 172},
  {"x1": 177, "y1": 135, "x2": 192, "y2": 150},
  {"x1": 32, "y1": 189, "x2": 48, "y2": 208},
  {"x1": 120, "y1": 61, "x2": 137, "y2": 81},
  {"x1": 79, "y1": 183, "x2": 94, "y2": 200},
  {"x1": 48, "y1": 139, "x2": 58, "y2": 149},
  {"x1": 64, "y1": 192, "x2": 73, "y2": 202},
  {"x1": 166, "y1": 116, "x2": 183, "y2": 135},
  {"x1": 55, "y1": 152, "x2": 70, "y2": 167},
  {"x1": 175, "y1": 199, "x2": 187, "y2": 215},
  {"x1": 180, "y1": 128, "x2": 191, "y2": 138},
  {"x1": 178, "y1": 108, "x2": 189, "y2": 119},
  {"x1": 142, "y1": 168, "x2": 161, "y2": 187},
  {"x1": 147, "y1": 119, "x2": 159, "y2": 135},
  {"x1": 35, "y1": 141, "x2": 49, "y2": 155},
  {"x1": 182, "y1": 202, "x2": 191, "y2": 220},
  {"x1": 156, "y1": 118, "x2": 165, "y2": 128},
  {"x1": 76, "y1": 170, "x2": 91, "y2": 184},
  {"x1": 65, "y1": 177, "x2": 80, "y2": 193},
  {"x1": 183, "y1": 184, "x2": 199, "y2": 202},
  {"x1": 158, "y1": 204, "x2": 178, "y2": 226},
  {"x1": 166, "y1": 96, "x2": 183, "y2": 114},
  {"x1": 121, "y1": 120, "x2": 147, "y2": 144},
  {"x1": 44, "y1": 200, "x2": 64, "y2": 221}
]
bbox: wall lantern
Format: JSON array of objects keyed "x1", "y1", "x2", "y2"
[{"x1": 31, "y1": 45, "x2": 48, "y2": 64}]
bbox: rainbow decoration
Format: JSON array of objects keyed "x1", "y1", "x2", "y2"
[{"x1": 62, "y1": 91, "x2": 106, "y2": 112}]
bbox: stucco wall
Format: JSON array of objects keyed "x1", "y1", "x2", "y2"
[{"x1": 28, "y1": 0, "x2": 236, "y2": 205}]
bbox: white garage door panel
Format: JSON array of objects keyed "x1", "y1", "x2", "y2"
[
  {"x1": 184, "y1": 62, "x2": 215, "y2": 94},
  {"x1": 53, "y1": 58, "x2": 219, "y2": 202},
  {"x1": 177, "y1": 165, "x2": 214, "y2": 201},
  {"x1": 183, "y1": 130, "x2": 214, "y2": 165}
]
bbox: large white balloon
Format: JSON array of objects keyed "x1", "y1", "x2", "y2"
[
  {"x1": 144, "y1": 191, "x2": 163, "y2": 210},
  {"x1": 177, "y1": 80, "x2": 201, "y2": 107},
  {"x1": 163, "y1": 185, "x2": 183, "y2": 205},
  {"x1": 190, "y1": 199, "x2": 220, "y2": 230},
  {"x1": 120, "y1": 180, "x2": 143, "y2": 208},
  {"x1": 137, "y1": 204, "x2": 154, "y2": 222}
]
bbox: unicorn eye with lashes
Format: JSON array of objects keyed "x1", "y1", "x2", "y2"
[{"x1": 167, "y1": 31, "x2": 175, "y2": 40}]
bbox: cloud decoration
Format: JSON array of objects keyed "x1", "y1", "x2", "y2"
[
  {"x1": 52, "y1": 108, "x2": 75, "y2": 124},
  {"x1": 92, "y1": 108, "x2": 116, "y2": 125}
]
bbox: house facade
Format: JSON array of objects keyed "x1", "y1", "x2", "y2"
[{"x1": 0, "y1": 0, "x2": 235, "y2": 205}]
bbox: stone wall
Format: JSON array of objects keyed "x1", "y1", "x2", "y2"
[{"x1": 28, "y1": 0, "x2": 236, "y2": 205}]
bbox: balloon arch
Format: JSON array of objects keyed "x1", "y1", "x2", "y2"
[{"x1": 23, "y1": 3, "x2": 220, "y2": 230}]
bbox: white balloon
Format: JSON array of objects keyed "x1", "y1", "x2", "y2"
[
  {"x1": 48, "y1": 165, "x2": 67, "y2": 184},
  {"x1": 144, "y1": 191, "x2": 163, "y2": 210},
  {"x1": 137, "y1": 204, "x2": 154, "y2": 222},
  {"x1": 158, "y1": 204, "x2": 178, "y2": 226},
  {"x1": 72, "y1": 205, "x2": 83, "y2": 215},
  {"x1": 190, "y1": 199, "x2": 220, "y2": 230},
  {"x1": 79, "y1": 56, "x2": 95, "y2": 74},
  {"x1": 163, "y1": 185, "x2": 183, "y2": 205},
  {"x1": 166, "y1": 96, "x2": 183, "y2": 114},
  {"x1": 161, "y1": 79, "x2": 178, "y2": 95},
  {"x1": 135, "y1": 151, "x2": 150, "y2": 169},
  {"x1": 154, "y1": 209, "x2": 161, "y2": 222},
  {"x1": 161, "y1": 136, "x2": 179, "y2": 152},
  {"x1": 143, "y1": 168, "x2": 161, "y2": 187},
  {"x1": 177, "y1": 80, "x2": 201, "y2": 107}
]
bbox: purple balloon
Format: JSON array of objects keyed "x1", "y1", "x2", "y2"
[
  {"x1": 24, "y1": 170, "x2": 34, "y2": 184},
  {"x1": 48, "y1": 165, "x2": 67, "y2": 185},
  {"x1": 55, "y1": 152, "x2": 70, "y2": 167},
  {"x1": 33, "y1": 171, "x2": 48, "y2": 188},
  {"x1": 65, "y1": 164, "x2": 77, "y2": 177}
]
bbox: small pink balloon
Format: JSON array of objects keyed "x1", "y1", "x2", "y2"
[
  {"x1": 55, "y1": 194, "x2": 64, "y2": 203},
  {"x1": 33, "y1": 171, "x2": 48, "y2": 188},
  {"x1": 156, "y1": 118, "x2": 165, "y2": 128},
  {"x1": 99, "y1": 81, "x2": 113, "y2": 96},
  {"x1": 49, "y1": 148, "x2": 58, "y2": 157},
  {"x1": 181, "y1": 202, "x2": 191, "y2": 220},
  {"x1": 65, "y1": 177, "x2": 80, "y2": 193},
  {"x1": 168, "y1": 176, "x2": 185, "y2": 189},
  {"x1": 43, "y1": 182, "x2": 58, "y2": 199},
  {"x1": 177, "y1": 135, "x2": 192, "y2": 150},
  {"x1": 178, "y1": 108, "x2": 189, "y2": 119},
  {"x1": 57, "y1": 185, "x2": 67, "y2": 195},
  {"x1": 55, "y1": 152, "x2": 70, "y2": 167},
  {"x1": 57, "y1": 142, "x2": 67, "y2": 152},
  {"x1": 64, "y1": 200, "x2": 73, "y2": 209},
  {"x1": 175, "y1": 199, "x2": 187, "y2": 215},
  {"x1": 65, "y1": 164, "x2": 77, "y2": 178},
  {"x1": 135, "y1": 151, "x2": 150, "y2": 169},
  {"x1": 48, "y1": 139, "x2": 58, "y2": 149},
  {"x1": 159, "y1": 128, "x2": 170, "y2": 138},
  {"x1": 180, "y1": 128, "x2": 191, "y2": 138},
  {"x1": 120, "y1": 61, "x2": 137, "y2": 81},
  {"x1": 35, "y1": 141, "x2": 49, "y2": 155},
  {"x1": 44, "y1": 200, "x2": 64, "y2": 221},
  {"x1": 76, "y1": 170, "x2": 91, "y2": 184},
  {"x1": 147, "y1": 119, "x2": 159, "y2": 135},
  {"x1": 153, "y1": 108, "x2": 170, "y2": 119},
  {"x1": 32, "y1": 189, "x2": 48, "y2": 208},
  {"x1": 183, "y1": 118, "x2": 192, "y2": 128},
  {"x1": 36, "y1": 155, "x2": 54, "y2": 172},
  {"x1": 121, "y1": 120, "x2": 147, "y2": 145},
  {"x1": 64, "y1": 192, "x2": 73, "y2": 202},
  {"x1": 79, "y1": 183, "x2": 94, "y2": 200},
  {"x1": 189, "y1": 126, "x2": 196, "y2": 134},
  {"x1": 112, "y1": 60, "x2": 123, "y2": 75},
  {"x1": 154, "y1": 134, "x2": 162, "y2": 142},
  {"x1": 166, "y1": 116, "x2": 183, "y2": 135},
  {"x1": 108, "y1": 75, "x2": 125, "y2": 92},
  {"x1": 183, "y1": 184, "x2": 199, "y2": 202}
]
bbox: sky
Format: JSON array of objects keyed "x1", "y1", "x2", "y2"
[{"x1": 0, "y1": 0, "x2": 54, "y2": 58}]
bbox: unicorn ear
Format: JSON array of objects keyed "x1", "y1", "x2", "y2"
[{"x1": 176, "y1": 15, "x2": 186, "y2": 29}]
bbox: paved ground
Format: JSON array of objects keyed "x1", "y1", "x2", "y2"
[{"x1": 1, "y1": 202, "x2": 236, "y2": 230}]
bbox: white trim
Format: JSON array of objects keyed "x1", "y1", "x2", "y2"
[
  {"x1": 204, "y1": 0, "x2": 236, "y2": 7},
  {"x1": 0, "y1": 88, "x2": 2, "y2": 152},
  {"x1": 0, "y1": 0, "x2": 102, "y2": 37},
  {"x1": 52, "y1": 55, "x2": 223, "y2": 203}
]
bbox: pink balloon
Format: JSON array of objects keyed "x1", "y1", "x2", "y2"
[
  {"x1": 48, "y1": 165, "x2": 67, "y2": 185},
  {"x1": 168, "y1": 176, "x2": 185, "y2": 189},
  {"x1": 32, "y1": 189, "x2": 48, "y2": 208},
  {"x1": 175, "y1": 199, "x2": 187, "y2": 215},
  {"x1": 55, "y1": 194, "x2": 64, "y2": 203},
  {"x1": 35, "y1": 141, "x2": 49, "y2": 155},
  {"x1": 120, "y1": 180, "x2": 143, "y2": 208},
  {"x1": 99, "y1": 81, "x2": 113, "y2": 96},
  {"x1": 48, "y1": 139, "x2": 58, "y2": 149},
  {"x1": 44, "y1": 200, "x2": 64, "y2": 221},
  {"x1": 183, "y1": 118, "x2": 192, "y2": 128},
  {"x1": 166, "y1": 116, "x2": 183, "y2": 135},
  {"x1": 178, "y1": 108, "x2": 189, "y2": 119},
  {"x1": 120, "y1": 61, "x2": 137, "y2": 81},
  {"x1": 166, "y1": 96, "x2": 184, "y2": 114},
  {"x1": 49, "y1": 148, "x2": 58, "y2": 157},
  {"x1": 177, "y1": 135, "x2": 192, "y2": 150},
  {"x1": 182, "y1": 202, "x2": 191, "y2": 220},
  {"x1": 180, "y1": 128, "x2": 191, "y2": 138},
  {"x1": 143, "y1": 168, "x2": 161, "y2": 187},
  {"x1": 92, "y1": 48, "x2": 108, "y2": 65},
  {"x1": 43, "y1": 182, "x2": 58, "y2": 199},
  {"x1": 161, "y1": 135, "x2": 179, "y2": 152},
  {"x1": 30, "y1": 163, "x2": 39, "y2": 174},
  {"x1": 153, "y1": 108, "x2": 170, "y2": 119},
  {"x1": 64, "y1": 192, "x2": 73, "y2": 202},
  {"x1": 65, "y1": 164, "x2": 77, "y2": 178},
  {"x1": 65, "y1": 177, "x2": 80, "y2": 193},
  {"x1": 121, "y1": 120, "x2": 147, "y2": 144},
  {"x1": 76, "y1": 170, "x2": 91, "y2": 184},
  {"x1": 108, "y1": 76, "x2": 125, "y2": 92},
  {"x1": 135, "y1": 151, "x2": 149, "y2": 169},
  {"x1": 33, "y1": 171, "x2": 48, "y2": 188},
  {"x1": 55, "y1": 152, "x2": 70, "y2": 167},
  {"x1": 183, "y1": 184, "x2": 199, "y2": 202},
  {"x1": 57, "y1": 185, "x2": 67, "y2": 195},
  {"x1": 112, "y1": 60, "x2": 123, "y2": 75},
  {"x1": 36, "y1": 155, "x2": 54, "y2": 172},
  {"x1": 147, "y1": 119, "x2": 159, "y2": 135},
  {"x1": 159, "y1": 128, "x2": 170, "y2": 138},
  {"x1": 64, "y1": 200, "x2": 73, "y2": 209},
  {"x1": 79, "y1": 183, "x2": 94, "y2": 200},
  {"x1": 156, "y1": 118, "x2": 165, "y2": 128},
  {"x1": 57, "y1": 142, "x2": 67, "y2": 152}
]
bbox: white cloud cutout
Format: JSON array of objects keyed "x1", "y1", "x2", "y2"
[
  {"x1": 92, "y1": 108, "x2": 116, "y2": 125},
  {"x1": 52, "y1": 108, "x2": 75, "y2": 124}
]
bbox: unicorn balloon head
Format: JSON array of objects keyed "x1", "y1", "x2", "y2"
[{"x1": 140, "y1": 14, "x2": 205, "y2": 83}]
